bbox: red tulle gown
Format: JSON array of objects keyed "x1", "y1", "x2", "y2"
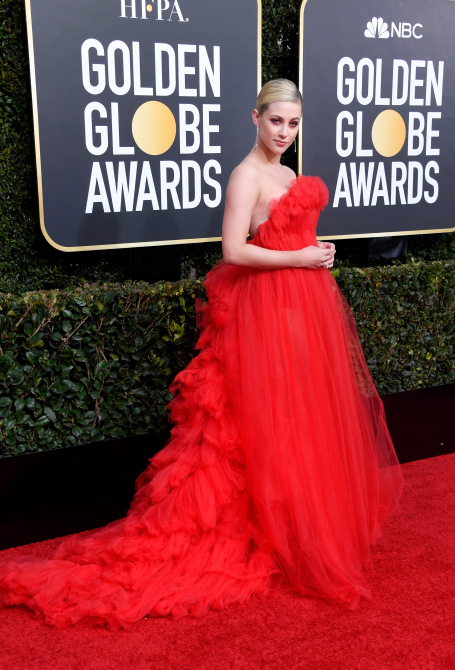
[{"x1": 0, "y1": 176, "x2": 403, "y2": 628}]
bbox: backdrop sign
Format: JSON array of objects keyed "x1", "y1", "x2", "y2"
[
  {"x1": 25, "y1": 0, "x2": 260, "y2": 250},
  {"x1": 299, "y1": 0, "x2": 455, "y2": 238}
]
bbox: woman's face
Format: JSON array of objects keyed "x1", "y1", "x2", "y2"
[{"x1": 253, "y1": 101, "x2": 302, "y2": 155}]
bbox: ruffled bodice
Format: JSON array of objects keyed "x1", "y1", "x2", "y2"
[{"x1": 252, "y1": 175, "x2": 329, "y2": 251}]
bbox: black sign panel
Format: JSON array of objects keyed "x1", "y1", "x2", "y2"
[
  {"x1": 299, "y1": 0, "x2": 455, "y2": 238},
  {"x1": 26, "y1": 0, "x2": 260, "y2": 250}
]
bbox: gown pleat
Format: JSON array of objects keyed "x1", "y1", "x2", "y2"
[{"x1": 0, "y1": 176, "x2": 403, "y2": 628}]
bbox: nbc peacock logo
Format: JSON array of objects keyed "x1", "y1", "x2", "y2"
[
  {"x1": 364, "y1": 17, "x2": 423, "y2": 40},
  {"x1": 364, "y1": 17, "x2": 390, "y2": 39}
]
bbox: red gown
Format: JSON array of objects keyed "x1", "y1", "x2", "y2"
[{"x1": 0, "y1": 176, "x2": 403, "y2": 628}]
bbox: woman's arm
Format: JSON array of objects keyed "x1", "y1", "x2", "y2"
[{"x1": 221, "y1": 167, "x2": 335, "y2": 270}]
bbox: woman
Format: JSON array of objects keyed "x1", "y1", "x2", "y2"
[
  {"x1": 222, "y1": 79, "x2": 335, "y2": 271},
  {"x1": 0, "y1": 80, "x2": 402, "y2": 628}
]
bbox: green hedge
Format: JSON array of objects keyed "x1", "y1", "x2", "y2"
[
  {"x1": 334, "y1": 261, "x2": 455, "y2": 393},
  {"x1": 0, "y1": 281, "x2": 205, "y2": 456},
  {"x1": 1, "y1": 261, "x2": 454, "y2": 457}
]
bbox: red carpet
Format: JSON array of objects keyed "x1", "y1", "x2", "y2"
[{"x1": 1, "y1": 453, "x2": 454, "y2": 670}]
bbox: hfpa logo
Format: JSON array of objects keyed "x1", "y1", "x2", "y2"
[
  {"x1": 364, "y1": 17, "x2": 422, "y2": 39},
  {"x1": 119, "y1": 0, "x2": 189, "y2": 22}
]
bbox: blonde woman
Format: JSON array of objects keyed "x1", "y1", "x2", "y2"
[{"x1": 0, "y1": 80, "x2": 402, "y2": 628}]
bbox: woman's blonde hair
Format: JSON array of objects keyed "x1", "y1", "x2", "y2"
[{"x1": 256, "y1": 79, "x2": 303, "y2": 116}]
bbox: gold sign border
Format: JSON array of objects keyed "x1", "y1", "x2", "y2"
[
  {"x1": 298, "y1": 0, "x2": 455, "y2": 240},
  {"x1": 25, "y1": 0, "x2": 262, "y2": 252}
]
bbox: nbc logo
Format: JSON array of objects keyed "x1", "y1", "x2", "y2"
[
  {"x1": 365, "y1": 17, "x2": 389, "y2": 39},
  {"x1": 364, "y1": 17, "x2": 423, "y2": 39}
]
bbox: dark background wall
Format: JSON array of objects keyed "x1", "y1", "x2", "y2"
[{"x1": 1, "y1": 0, "x2": 454, "y2": 296}]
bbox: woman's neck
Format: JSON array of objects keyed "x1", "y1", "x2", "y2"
[{"x1": 252, "y1": 143, "x2": 283, "y2": 168}]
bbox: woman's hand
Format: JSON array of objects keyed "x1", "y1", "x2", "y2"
[
  {"x1": 317, "y1": 241, "x2": 336, "y2": 269},
  {"x1": 296, "y1": 243, "x2": 335, "y2": 270}
]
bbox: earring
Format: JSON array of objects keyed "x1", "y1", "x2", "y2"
[
  {"x1": 255, "y1": 127, "x2": 259, "y2": 147},
  {"x1": 294, "y1": 138, "x2": 297, "y2": 152}
]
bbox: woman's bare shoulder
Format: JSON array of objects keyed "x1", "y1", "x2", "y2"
[
  {"x1": 225, "y1": 158, "x2": 262, "y2": 206},
  {"x1": 229, "y1": 156, "x2": 261, "y2": 184}
]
